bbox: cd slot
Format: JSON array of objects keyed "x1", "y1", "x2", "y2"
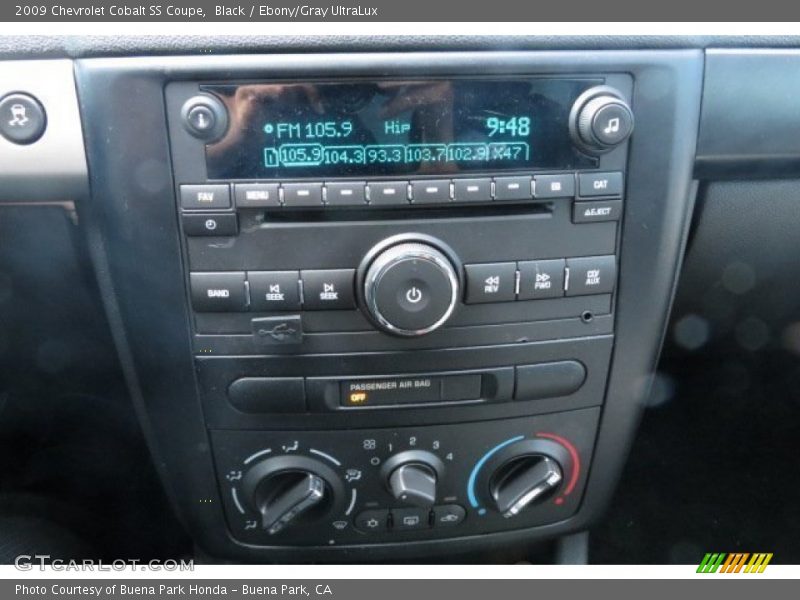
[{"x1": 256, "y1": 202, "x2": 555, "y2": 223}]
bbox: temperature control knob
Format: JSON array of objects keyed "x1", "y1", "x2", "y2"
[
  {"x1": 382, "y1": 450, "x2": 445, "y2": 507},
  {"x1": 570, "y1": 86, "x2": 634, "y2": 154},
  {"x1": 241, "y1": 456, "x2": 343, "y2": 535},
  {"x1": 359, "y1": 235, "x2": 460, "y2": 337},
  {"x1": 476, "y1": 438, "x2": 572, "y2": 518},
  {"x1": 489, "y1": 455, "x2": 562, "y2": 518}
]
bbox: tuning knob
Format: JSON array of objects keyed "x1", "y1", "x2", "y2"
[
  {"x1": 359, "y1": 235, "x2": 460, "y2": 337},
  {"x1": 241, "y1": 455, "x2": 343, "y2": 535},
  {"x1": 570, "y1": 86, "x2": 634, "y2": 154},
  {"x1": 382, "y1": 450, "x2": 445, "y2": 507}
]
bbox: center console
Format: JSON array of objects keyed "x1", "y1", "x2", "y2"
[{"x1": 74, "y1": 50, "x2": 703, "y2": 560}]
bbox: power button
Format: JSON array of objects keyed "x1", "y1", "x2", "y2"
[
  {"x1": 363, "y1": 240, "x2": 460, "y2": 337},
  {"x1": 405, "y1": 286, "x2": 424, "y2": 304}
]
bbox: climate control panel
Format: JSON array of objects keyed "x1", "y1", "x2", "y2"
[{"x1": 211, "y1": 408, "x2": 599, "y2": 546}]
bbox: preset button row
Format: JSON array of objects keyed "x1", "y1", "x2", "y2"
[
  {"x1": 464, "y1": 255, "x2": 616, "y2": 304},
  {"x1": 179, "y1": 172, "x2": 623, "y2": 210}
]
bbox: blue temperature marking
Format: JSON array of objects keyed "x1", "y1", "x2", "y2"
[{"x1": 467, "y1": 435, "x2": 525, "y2": 509}]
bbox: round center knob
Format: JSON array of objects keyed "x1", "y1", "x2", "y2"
[{"x1": 362, "y1": 240, "x2": 459, "y2": 337}]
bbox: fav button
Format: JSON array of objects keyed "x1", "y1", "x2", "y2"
[
  {"x1": 180, "y1": 184, "x2": 231, "y2": 210},
  {"x1": 301, "y1": 269, "x2": 356, "y2": 310},
  {"x1": 0, "y1": 93, "x2": 47, "y2": 145}
]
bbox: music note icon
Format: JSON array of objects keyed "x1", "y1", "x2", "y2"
[{"x1": 603, "y1": 117, "x2": 620, "y2": 135}]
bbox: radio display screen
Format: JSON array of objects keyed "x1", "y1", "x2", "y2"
[{"x1": 202, "y1": 78, "x2": 599, "y2": 180}]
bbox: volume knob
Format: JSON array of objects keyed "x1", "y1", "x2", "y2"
[{"x1": 360, "y1": 236, "x2": 460, "y2": 337}]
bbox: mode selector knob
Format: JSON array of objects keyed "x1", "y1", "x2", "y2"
[
  {"x1": 570, "y1": 86, "x2": 634, "y2": 154},
  {"x1": 359, "y1": 235, "x2": 460, "y2": 337},
  {"x1": 241, "y1": 455, "x2": 345, "y2": 535}
]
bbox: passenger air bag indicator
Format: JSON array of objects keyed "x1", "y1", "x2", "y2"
[{"x1": 341, "y1": 377, "x2": 440, "y2": 406}]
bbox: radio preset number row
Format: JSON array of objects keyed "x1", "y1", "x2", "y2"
[{"x1": 179, "y1": 171, "x2": 623, "y2": 211}]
